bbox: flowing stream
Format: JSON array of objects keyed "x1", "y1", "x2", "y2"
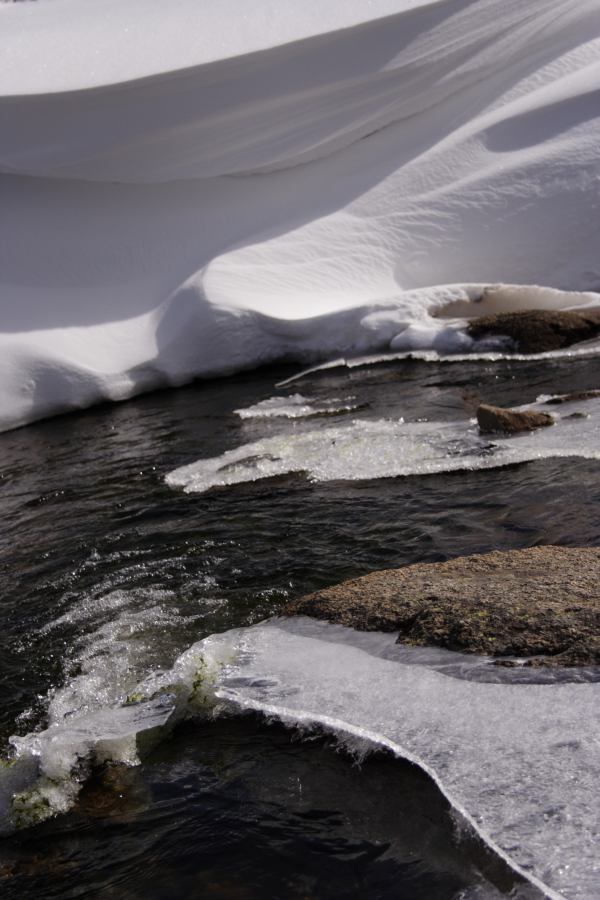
[{"x1": 1, "y1": 353, "x2": 600, "y2": 898}]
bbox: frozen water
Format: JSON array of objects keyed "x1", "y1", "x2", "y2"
[
  {"x1": 3, "y1": 616, "x2": 598, "y2": 898},
  {"x1": 166, "y1": 396, "x2": 600, "y2": 494},
  {"x1": 235, "y1": 393, "x2": 362, "y2": 419},
  {"x1": 212, "y1": 618, "x2": 600, "y2": 900}
]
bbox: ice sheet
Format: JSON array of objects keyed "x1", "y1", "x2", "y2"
[
  {"x1": 3, "y1": 616, "x2": 597, "y2": 898},
  {"x1": 234, "y1": 393, "x2": 362, "y2": 419},
  {"x1": 213, "y1": 618, "x2": 600, "y2": 900},
  {"x1": 166, "y1": 396, "x2": 600, "y2": 493}
]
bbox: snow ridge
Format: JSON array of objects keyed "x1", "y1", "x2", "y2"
[{"x1": 2, "y1": 0, "x2": 600, "y2": 429}]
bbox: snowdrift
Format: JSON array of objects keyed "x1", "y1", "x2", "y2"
[{"x1": 2, "y1": 0, "x2": 600, "y2": 429}]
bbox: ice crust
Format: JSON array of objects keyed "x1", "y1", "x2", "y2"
[
  {"x1": 2, "y1": 617, "x2": 598, "y2": 899},
  {"x1": 212, "y1": 619, "x2": 600, "y2": 900},
  {"x1": 3, "y1": 1, "x2": 600, "y2": 429},
  {"x1": 234, "y1": 393, "x2": 362, "y2": 419},
  {"x1": 166, "y1": 395, "x2": 600, "y2": 493},
  {"x1": 0, "y1": 601, "x2": 233, "y2": 833}
]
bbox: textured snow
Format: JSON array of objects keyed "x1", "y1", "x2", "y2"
[{"x1": 2, "y1": 0, "x2": 600, "y2": 429}]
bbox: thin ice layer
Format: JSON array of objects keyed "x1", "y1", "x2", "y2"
[
  {"x1": 2, "y1": 1, "x2": 600, "y2": 429},
  {"x1": 166, "y1": 396, "x2": 600, "y2": 493},
  {"x1": 0, "y1": 629, "x2": 234, "y2": 833},
  {"x1": 234, "y1": 394, "x2": 361, "y2": 419},
  {"x1": 214, "y1": 618, "x2": 600, "y2": 900},
  {"x1": 1, "y1": 615, "x2": 598, "y2": 898}
]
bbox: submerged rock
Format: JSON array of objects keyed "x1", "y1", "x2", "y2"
[
  {"x1": 467, "y1": 308, "x2": 600, "y2": 353},
  {"x1": 76, "y1": 763, "x2": 151, "y2": 823},
  {"x1": 283, "y1": 547, "x2": 600, "y2": 667},
  {"x1": 476, "y1": 403, "x2": 554, "y2": 434}
]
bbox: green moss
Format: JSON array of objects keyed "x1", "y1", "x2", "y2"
[
  {"x1": 190, "y1": 658, "x2": 209, "y2": 704},
  {"x1": 123, "y1": 691, "x2": 147, "y2": 706},
  {"x1": 11, "y1": 789, "x2": 53, "y2": 830}
]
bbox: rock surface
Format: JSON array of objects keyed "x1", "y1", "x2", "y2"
[
  {"x1": 543, "y1": 389, "x2": 600, "y2": 405},
  {"x1": 283, "y1": 547, "x2": 600, "y2": 667},
  {"x1": 467, "y1": 308, "x2": 600, "y2": 353},
  {"x1": 476, "y1": 403, "x2": 554, "y2": 434}
]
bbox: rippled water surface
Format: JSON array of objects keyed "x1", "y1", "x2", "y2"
[{"x1": 2, "y1": 354, "x2": 600, "y2": 897}]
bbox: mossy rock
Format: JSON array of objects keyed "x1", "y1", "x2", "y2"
[{"x1": 283, "y1": 546, "x2": 600, "y2": 667}]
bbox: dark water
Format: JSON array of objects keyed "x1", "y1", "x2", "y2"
[
  {"x1": 0, "y1": 717, "x2": 525, "y2": 900},
  {"x1": 1, "y1": 353, "x2": 600, "y2": 898}
]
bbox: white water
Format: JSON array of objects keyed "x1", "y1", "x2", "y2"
[
  {"x1": 3, "y1": 1, "x2": 600, "y2": 429},
  {"x1": 2, "y1": 616, "x2": 598, "y2": 899},
  {"x1": 166, "y1": 395, "x2": 600, "y2": 493}
]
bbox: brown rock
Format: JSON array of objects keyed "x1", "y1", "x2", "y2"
[
  {"x1": 467, "y1": 308, "x2": 600, "y2": 353},
  {"x1": 476, "y1": 403, "x2": 554, "y2": 434},
  {"x1": 543, "y1": 389, "x2": 600, "y2": 405},
  {"x1": 282, "y1": 546, "x2": 600, "y2": 667}
]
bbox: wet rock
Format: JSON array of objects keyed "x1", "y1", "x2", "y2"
[
  {"x1": 476, "y1": 403, "x2": 554, "y2": 434},
  {"x1": 76, "y1": 763, "x2": 151, "y2": 823},
  {"x1": 543, "y1": 389, "x2": 600, "y2": 405},
  {"x1": 282, "y1": 547, "x2": 600, "y2": 667},
  {"x1": 467, "y1": 308, "x2": 600, "y2": 353}
]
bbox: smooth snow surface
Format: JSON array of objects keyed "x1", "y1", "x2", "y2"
[
  {"x1": 3, "y1": 618, "x2": 598, "y2": 898},
  {"x1": 166, "y1": 395, "x2": 600, "y2": 493},
  {"x1": 3, "y1": 1, "x2": 600, "y2": 429}
]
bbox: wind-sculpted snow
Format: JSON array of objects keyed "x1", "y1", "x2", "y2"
[{"x1": 2, "y1": 0, "x2": 600, "y2": 428}]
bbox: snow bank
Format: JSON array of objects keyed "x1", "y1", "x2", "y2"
[{"x1": 2, "y1": 0, "x2": 600, "y2": 429}]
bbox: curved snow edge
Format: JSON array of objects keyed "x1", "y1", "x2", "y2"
[{"x1": 2, "y1": 282, "x2": 600, "y2": 434}]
